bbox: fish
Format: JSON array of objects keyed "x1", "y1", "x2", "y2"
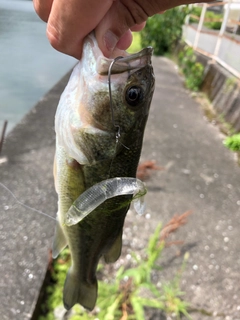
[{"x1": 53, "y1": 33, "x2": 155, "y2": 311}]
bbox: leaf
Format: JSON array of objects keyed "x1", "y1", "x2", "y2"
[
  {"x1": 147, "y1": 223, "x2": 162, "y2": 255},
  {"x1": 138, "y1": 297, "x2": 164, "y2": 310},
  {"x1": 116, "y1": 266, "x2": 125, "y2": 279},
  {"x1": 141, "y1": 282, "x2": 161, "y2": 298},
  {"x1": 131, "y1": 296, "x2": 145, "y2": 320},
  {"x1": 104, "y1": 294, "x2": 123, "y2": 320},
  {"x1": 122, "y1": 266, "x2": 147, "y2": 285}
]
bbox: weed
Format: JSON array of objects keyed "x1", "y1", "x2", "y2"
[
  {"x1": 223, "y1": 133, "x2": 240, "y2": 152},
  {"x1": 223, "y1": 77, "x2": 238, "y2": 94},
  {"x1": 178, "y1": 46, "x2": 204, "y2": 91},
  {"x1": 39, "y1": 212, "x2": 193, "y2": 320}
]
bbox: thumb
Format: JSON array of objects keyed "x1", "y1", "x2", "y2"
[
  {"x1": 95, "y1": 2, "x2": 147, "y2": 57},
  {"x1": 95, "y1": 5, "x2": 128, "y2": 57}
]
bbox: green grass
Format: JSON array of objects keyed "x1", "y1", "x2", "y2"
[
  {"x1": 224, "y1": 133, "x2": 240, "y2": 152},
  {"x1": 38, "y1": 215, "x2": 193, "y2": 320}
]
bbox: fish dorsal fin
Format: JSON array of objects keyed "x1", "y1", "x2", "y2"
[
  {"x1": 103, "y1": 231, "x2": 123, "y2": 264},
  {"x1": 52, "y1": 218, "x2": 68, "y2": 259}
]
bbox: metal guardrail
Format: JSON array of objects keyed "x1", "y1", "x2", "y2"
[{"x1": 184, "y1": 1, "x2": 240, "y2": 79}]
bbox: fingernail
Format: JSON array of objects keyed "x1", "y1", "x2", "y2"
[{"x1": 103, "y1": 30, "x2": 119, "y2": 53}]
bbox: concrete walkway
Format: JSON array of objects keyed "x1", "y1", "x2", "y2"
[{"x1": 0, "y1": 57, "x2": 239, "y2": 320}]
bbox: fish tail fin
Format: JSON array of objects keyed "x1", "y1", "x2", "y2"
[
  {"x1": 63, "y1": 267, "x2": 97, "y2": 311},
  {"x1": 104, "y1": 231, "x2": 123, "y2": 264}
]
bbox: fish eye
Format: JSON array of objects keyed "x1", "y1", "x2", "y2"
[{"x1": 125, "y1": 86, "x2": 143, "y2": 107}]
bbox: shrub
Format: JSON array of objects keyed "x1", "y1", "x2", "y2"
[
  {"x1": 178, "y1": 46, "x2": 204, "y2": 91},
  {"x1": 224, "y1": 134, "x2": 240, "y2": 152},
  {"x1": 204, "y1": 11, "x2": 222, "y2": 30},
  {"x1": 189, "y1": 7, "x2": 222, "y2": 30},
  {"x1": 140, "y1": 6, "x2": 190, "y2": 55},
  {"x1": 189, "y1": 6, "x2": 202, "y2": 23}
]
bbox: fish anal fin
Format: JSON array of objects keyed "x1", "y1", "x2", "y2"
[
  {"x1": 52, "y1": 218, "x2": 67, "y2": 259},
  {"x1": 104, "y1": 231, "x2": 123, "y2": 264},
  {"x1": 63, "y1": 267, "x2": 97, "y2": 311}
]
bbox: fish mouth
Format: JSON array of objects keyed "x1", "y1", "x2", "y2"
[
  {"x1": 96, "y1": 47, "x2": 153, "y2": 75},
  {"x1": 83, "y1": 33, "x2": 153, "y2": 76}
]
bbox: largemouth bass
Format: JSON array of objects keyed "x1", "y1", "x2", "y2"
[{"x1": 53, "y1": 33, "x2": 155, "y2": 311}]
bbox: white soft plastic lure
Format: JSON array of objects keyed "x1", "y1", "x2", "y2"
[{"x1": 65, "y1": 177, "x2": 146, "y2": 226}]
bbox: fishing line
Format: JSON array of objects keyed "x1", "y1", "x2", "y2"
[
  {"x1": 107, "y1": 56, "x2": 131, "y2": 151},
  {"x1": 108, "y1": 56, "x2": 124, "y2": 142},
  {"x1": 107, "y1": 56, "x2": 133, "y2": 178},
  {"x1": 0, "y1": 182, "x2": 56, "y2": 221}
]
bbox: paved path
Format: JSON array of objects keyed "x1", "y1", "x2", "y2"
[{"x1": 0, "y1": 57, "x2": 239, "y2": 320}]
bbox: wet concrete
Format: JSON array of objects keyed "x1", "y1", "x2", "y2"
[{"x1": 0, "y1": 57, "x2": 239, "y2": 320}]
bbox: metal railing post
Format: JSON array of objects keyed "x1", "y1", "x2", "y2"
[
  {"x1": 185, "y1": 4, "x2": 193, "y2": 25},
  {"x1": 193, "y1": 3, "x2": 207, "y2": 49},
  {"x1": 213, "y1": 0, "x2": 232, "y2": 58}
]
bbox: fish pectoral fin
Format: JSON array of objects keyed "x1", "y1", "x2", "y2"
[
  {"x1": 52, "y1": 218, "x2": 68, "y2": 259},
  {"x1": 103, "y1": 231, "x2": 123, "y2": 264},
  {"x1": 63, "y1": 267, "x2": 97, "y2": 311}
]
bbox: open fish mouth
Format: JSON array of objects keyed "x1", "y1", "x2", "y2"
[
  {"x1": 97, "y1": 47, "x2": 154, "y2": 75},
  {"x1": 82, "y1": 33, "x2": 153, "y2": 76}
]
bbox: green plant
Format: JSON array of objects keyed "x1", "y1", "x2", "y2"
[
  {"x1": 224, "y1": 77, "x2": 238, "y2": 94},
  {"x1": 189, "y1": 7, "x2": 222, "y2": 30},
  {"x1": 127, "y1": 32, "x2": 142, "y2": 53},
  {"x1": 189, "y1": 7, "x2": 202, "y2": 24},
  {"x1": 178, "y1": 46, "x2": 204, "y2": 91},
  {"x1": 39, "y1": 213, "x2": 192, "y2": 320},
  {"x1": 39, "y1": 251, "x2": 71, "y2": 320},
  {"x1": 140, "y1": 7, "x2": 190, "y2": 55},
  {"x1": 224, "y1": 134, "x2": 240, "y2": 152},
  {"x1": 204, "y1": 11, "x2": 222, "y2": 30}
]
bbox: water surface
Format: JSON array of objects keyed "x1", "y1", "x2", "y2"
[{"x1": 0, "y1": 0, "x2": 76, "y2": 134}]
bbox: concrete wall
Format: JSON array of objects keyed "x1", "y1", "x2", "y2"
[
  {"x1": 200, "y1": 57, "x2": 240, "y2": 132},
  {"x1": 176, "y1": 42, "x2": 240, "y2": 133}
]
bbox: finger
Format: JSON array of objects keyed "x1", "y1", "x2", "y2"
[
  {"x1": 131, "y1": 22, "x2": 146, "y2": 32},
  {"x1": 46, "y1": 0, "x2": 113, "y2": 59},
  {"x1": 115, "y1": 30, "x2": 133, "y2": 51},
  {"x1": 116, "y1": 23, "x2": 146, "y2": 52},
  {"x1": 33, "y1": 0, "x2": 53, "y2": 22},
  {"x1": 95, "y1": 0, "x2": 163, "y2": 57},
  {"x1": 95, "y1": 2, "x2": 136, "y2": 57}
]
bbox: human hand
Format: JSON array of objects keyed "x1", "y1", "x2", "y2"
[{"x1": 34, "y1": 0, "x2": 208, "y2": 59}]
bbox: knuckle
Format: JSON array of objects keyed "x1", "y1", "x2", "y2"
[
  {"x1": 122, "y1": 0, "x2": 149, "y2": 25},
  {"x1": 46, "y1": 26, "x2": 63, "y2": 51},
  {"x1": 131, "y1": 8, "x2": 148, "y2": 25},
  {"x1": 33, "y1": 1, "x2": 50, "y2": 22},
  {"x1": 46, "y1": 25, "x2": 80, "y2": 58}
]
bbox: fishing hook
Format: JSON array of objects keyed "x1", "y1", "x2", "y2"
[{"x1": 108, "y1": 56, "x2": 124, "y2": 143}]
